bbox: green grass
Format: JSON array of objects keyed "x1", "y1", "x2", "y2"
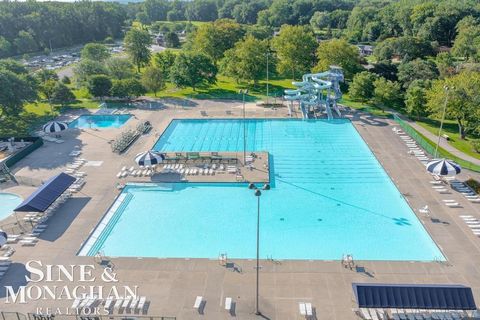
[
  {"x1": 416, "y1": 118, "x2": 480, "y2": 160},
  {"x1": 147, "y1": 75, "x2": 294, "y2": 101},
  {"x1": 339, "y1": 94, "x2": 388, "y2": 117}
]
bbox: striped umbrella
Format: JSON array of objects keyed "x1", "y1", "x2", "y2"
[
  {"x1": 43, "y1": 121, "x2": 68, "y2": 133},
  {"x1": 135, "y1": 151, "x2": 165, "y2": 166},
  {"x1": 0, "y1": 230, "x2": 7, "y2": 247},
  {"x1": 426, "y1": 159, "x2": 461, "y2": 176}
]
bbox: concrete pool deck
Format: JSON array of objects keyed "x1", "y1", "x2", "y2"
[{"x1": 1, "y1": 100, "x2": 480, "y2": 319}]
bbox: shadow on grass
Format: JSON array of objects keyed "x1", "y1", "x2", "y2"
[
  {"x1": 418, "y1": 117, "x2": 476, "y2": 141},
  {"x1": 187, "y1": 88, "x2": 257, "y2": 101}
]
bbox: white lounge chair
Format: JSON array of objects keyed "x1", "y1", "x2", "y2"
[
  {"x1": 305, "y1": 303, "x2": 313, "y2": 316},
  {"x1": 122, "y1": 296, "x2": 132, "y2": 308},
  {"x1": 360, "y1": 308, "x2": 373, "y2": 320},
  {"x1": 193, "y1": 296, "x2": 203, "y2": 309},
  {"x1": 104, "y1": 296, "x2": 114, "y2": 310},
  {"x1": 71, "y1": 298, "x2": 82, "y2": 308},
  {"x1": 137, "y1": 296, "x2": 146, "y2": 311},
  {"x1": 299, "y1": 302, "x2": 307, "y2": 316},
  {"x1": 114, "y1": 298, "x2": 123, "y2": 309},
  {"x1": 225, "y1": 297, "x2": 232, "y2": 311},
  {"x1": 445, "y1": 202, "x2": 460, "y2": 207}
]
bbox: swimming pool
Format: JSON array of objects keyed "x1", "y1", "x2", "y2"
[
  {"x1": 0, "y1": 193, "x2": 22, "y2": 221},
  {"x1": 80, "y1": 119, "x2": 444, "y2": 261},
  {"x1": 69, "y1": 114, "x2": 131, "y2": 129}
]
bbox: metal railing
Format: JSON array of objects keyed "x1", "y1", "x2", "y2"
[{"x1": 393, "y1": 114, "x2": 480, "y2": 172}]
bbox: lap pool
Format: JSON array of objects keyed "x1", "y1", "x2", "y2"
[{"x1": 79, "y1": 119, "x2": 444, "y2": 261}]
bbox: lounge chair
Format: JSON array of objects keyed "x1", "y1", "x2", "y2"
[
  {"x1": 20, "y1": 239, "x2": 37, "y2": 246},
  {"x1": 193, "y1": 296, "x2": 203, "y2": 309},
  {"x1": 360, "y1": 308, "x2": 373, "y2": 320},
  {"x1": 445, "y1": 202, "x2": 460, "y2": 207},
  {"x1": 137, "y1": 296, "x2": 146, "y2": 311},
  {"x1": 71, "y1": 298, "x2": 82, "y2": 308},
  {"x1": 299, "y1": 303, "x2": 307, "y2": 316},
  {"x1": 122, "y1": 296, "x2": 132, "y2": 308},
  {"x1": 113, "y1": 298, "x2": 123, "y2": 310},
  {"x1": 225, "y1": 297, "x2": 232, "y2": 311},
  {"x1": 130, "y1": 297, "x2": 140, "y2": 311},
  {"x1": 419, "y1": 205, "x2": 429, "y2": 215},
  {"x1": 104, "y1": 296, "x2": 114, "y2": 311}
]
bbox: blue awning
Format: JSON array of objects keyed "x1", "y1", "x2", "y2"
[
  {"x1": 14, "y1": 173, "x2": 76, "y2": 212},
  {"x1": 353, "y1": 283, "x2": 476, "y2": 310}
]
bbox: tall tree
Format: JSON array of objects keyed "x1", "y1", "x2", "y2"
[
  {"x1": 51, "y1": 82, "x2": 75, "y2": 106},
  {"x1": 397, "y1": 59, "x2": 438, "y2": 89},
  {"x1": 220, "y1": 35, "x2": 269, "y2": 85},
  {"x1": 81, "y1": 43, "x2": 111, "y2": 62},
  {"x1": 142, "y1": 66, "x2": 165, "y2": 96},
  {"x1": 153, "y1": 50, "x2": 177, "y2": 79},
  {"x1": 0, "y1": 68, "x2": 37, "y2": 116},
  {"x1": 405, "y1": 80, "x2": 430, "y2": 120},
  {"x1": 426, "y1": 71, "x2": 480, "y2": 139},
  {"x1": 373, "y1": 77, "x2": 403, "y2": 111},
  {"x1": 272, "y1": 25, "x2": 317, "y2": 79},
  {"x1": 170, "y1": 52, "x2": 217, "y2": 91},
  {"x1": 106, "y1": 57, "x2": 135, "y2": 80},
  {"x1": 124, "y1": 28, "x2": 152, "y2": 72},
  {"x1": 314, "y1": 39, "x2": 362, "y2": 81},
  {"x1": 87, "y1": 75, "x2": 112, "y2": 98},
  {"x1": 348, "y1": 71, "x2": 377, "y2": 102}
]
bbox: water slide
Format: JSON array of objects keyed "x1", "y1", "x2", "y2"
[{"x1": 284, "y1": 66, "x2": 344, "y2": 120}]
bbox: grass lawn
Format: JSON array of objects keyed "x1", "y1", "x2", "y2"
[
  {"x1": 147, "y1": 75, "x2": 295, "y2": 102},
  {"x1": 339, "y1": 94, "x2": 388, "y2": 117},
  {"x1": 416, "y1": 118, "x2": 480, "y2": 160}
]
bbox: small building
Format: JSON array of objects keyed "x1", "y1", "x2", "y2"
[{"x1": 357, "y1": 45, "x2": 374, "y2": 56}]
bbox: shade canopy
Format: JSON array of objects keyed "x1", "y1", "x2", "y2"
[
  {"x1": 0, "y1": 230, "x2": 7, "y2": 247},
  {"x1": 43, "y1": 121, "x2": 68, "y2": 133},
  {"x1": 353, "y1": 283, "x2": 476, "y2": 310},
  {"x1": 426, "y1": 159, "x2": 461, "y2": 176},
  {"x1": 14, "y1": 173, "x2": 76, "y2": 212},
  {"x1": 135, "y1": 151, "x2": 165, "y2": 166}
]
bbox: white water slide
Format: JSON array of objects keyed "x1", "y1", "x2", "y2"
[{"x1": 284, "y1": 66, "x2": 344, "y2": 119}]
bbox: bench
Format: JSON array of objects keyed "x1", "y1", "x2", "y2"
[
  {"x1": 193, "y1": 296, "x2": 203, "y2": 309},
  {"x1": 225, "y1": 297, "x2": 232, "y2": 311}
]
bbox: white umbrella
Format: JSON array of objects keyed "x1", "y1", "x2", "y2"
[
  {"x1": 135, "y1": 151, "x2": 165, "y2": 166},
  {"x1": 43, "y1": 121, "x2": 68, "y2": 133},
  {"x1": 426, "y1": 159, "x2": 461, "y2": 176}
]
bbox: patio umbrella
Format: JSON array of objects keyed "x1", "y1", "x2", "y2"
[
  {"x1": 135, "y1": 151, "x2": 165, "y2": 166},
  {"x1": 43, "y1": 121, "x2": 68, "y2": 133},
  {"x1": 426, "y1": 159, "x2": 461, "y2": 176},
  {"x1": 0, "y1": 230, "x2": 7, "y2": 247}
]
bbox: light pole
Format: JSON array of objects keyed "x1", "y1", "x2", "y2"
[
  {"x1": 248, "y1": 182, "x2": 270, "y2": 316},
  {"x1": 434, "y1": 85, "x2": 453, "y2": 158},
  {"x1": 240, "y1": 89, "x2": 248, "y2": 164}
]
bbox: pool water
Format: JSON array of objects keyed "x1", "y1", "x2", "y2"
[
  {"x1": 82, "y1": 119, "x2": 444, "y2": 261},
  {"x1": 69, "y1": 114, "x2": 131, "y2": 129},
  {"x1": 0, "y1": 193, "x2": 22, "y2": 221}
]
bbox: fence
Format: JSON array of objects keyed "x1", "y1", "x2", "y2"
[
  {"x1": 393, "y1": 114, "x2": 480, "y2": 173},
  {"x1": 2, "y1": 137, "x2": 43, "y2": 168}
]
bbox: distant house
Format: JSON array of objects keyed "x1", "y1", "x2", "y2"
[{"x1": 357, "y1": 45, "x2": 374, "y2": 56}]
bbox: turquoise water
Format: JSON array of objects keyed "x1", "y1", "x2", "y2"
[
  {"x1": 0, "y1": 193, "x2": 22, "y2": 221},
  {"x1": 85, "y1": 119, "x2": 444, "y2": 261},
  {"x1": 69, "y1": 114, "x2": 131, "y2": 129}
]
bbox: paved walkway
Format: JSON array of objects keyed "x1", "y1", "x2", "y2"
[{"x1": 398, "y1": 114, "x2": 480, "y2": 166}]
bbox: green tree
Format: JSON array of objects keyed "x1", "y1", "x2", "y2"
[
  {"x1": 373, "y1": 77, "x2": 403, "y2": 111},
  {"x1": 165, "y1": 32, "x2": 180, "y2": 48},
  {"x1": 435, "y1": 52, "x2": 456, "y2": 78},
  {"x1": 125, "y1": 78, "x2": 146, "y2": 97},
  {"x1": 0, "y1": 37, "x2": 12, "y2": 58},
  {"x1": 14, "y1": 30, "x2": 38, "y2": 54},
  {"x1": 397, "y1": 59, "x2": 438, "y2": 89},
  {"x1": 170, "y1": 52, "x2": 217, "y2": 91},
  {"x1": 426, "y1": 71, "x2": 480, "y2": 139},
  {"x1": 124, "y1": 28, "x2": 152, "y2": 72},
  {"x1": 87, "y1": 75, "x2": 112, "y2": 98},
  {"x1": 348, "y1": 71, "x2": 377, "y2": 102},
  {"x1": 405, "y1": 80, "x2": 430, "y2": 120},
  {"x1": 74, "y1": 60, "x2": 108, "y2": 83},
  {"x1": 190, "y1": 19, "x2": 244, "y2": 63},
  {"x1": 374, "y1": 36, "x2": 435, "y2": 62},
  {"x1": 36, "y1": 69, "x2": 59, "y2": 83},
  {"x1": 39, "y1": 79, "x2": 57, "y2": 103},
  {"x1": 153, "y1": 50, "x2": 176, "y2": 79},
  {"x1": 142, "y1": 66, "x2": 165, "y2": 96},
  {"x1": 314, "y1": 39, "x2": 362, "y2": 81},
  {"x1": 106, "y1": 57, "x2": 135, "y2": 80},
  {"x1": 452, "y1": 21, "x2": 480, "y2": 61},
  {"x1": 61, "y1": 76, "x2": 71, "y2": 85},
  {"x1": 186, "y1": 0, "x2": 218, "y2": 21},
  {"x1": 81, "y1": 43, "x2": 111, "y2": 62},
  {"x1": 272, "y1": 25, "x2": 317, "y2": 79},
  {"x1": 0, "y1": 69, "x2": 37, "y2": 116},
  {"x1": 51, "y1": 82, "x2": 75, "y2": 105},
  {"x1": 310, "y1": 11, "x2": 330, "y2": 29},
  {"x1": 220, "y1": 35, "x2": 269, "y2": 85}
]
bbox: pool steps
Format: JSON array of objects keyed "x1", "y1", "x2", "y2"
[{"x1": 78, "y1": 192, "x2": 133, "y2": 256}]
